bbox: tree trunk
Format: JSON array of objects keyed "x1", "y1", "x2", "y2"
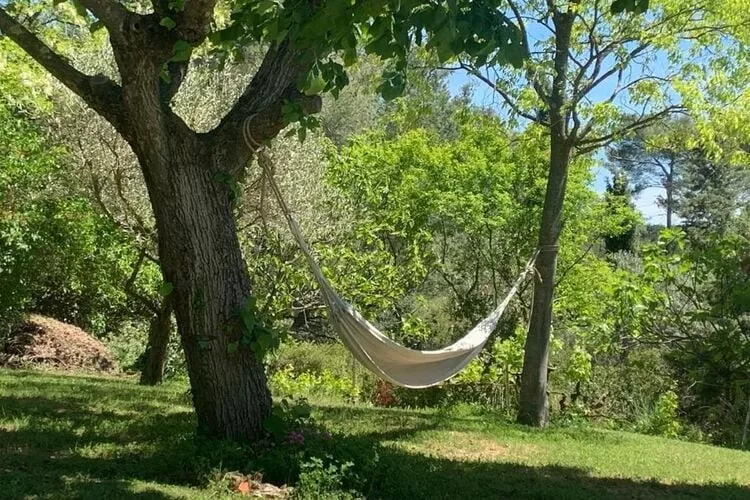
[
  {"x1": 666, "y1": 159, "x2": 674, "y2": 228},
  {"x1": 517, "y1": 8, "x2": 574, "y2": 428},
  {"x1": 139, "y1": 296, "x2": 173, "y2": 385},
  {"x1": 741, "y1": 392, "x2": 750, "y2": 450},
  {"x1": 517, "y1": 140, "x2": 571, "y2": 426},
  {"x1": 140, "y1": 138, "x2": 272, "y2": 440}
]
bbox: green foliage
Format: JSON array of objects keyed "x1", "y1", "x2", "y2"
[
  {"x1": 610, "y1": 0, "x2": 650, "y2": 14},
  {"x1": 607, "y1": 118, "x2": 749, "y2": 230},
  {"x1": 613, "y1": 226, "x2": 750, "y2": 446},
  {"x1": 268, "y1": 342, "x2": 371, "y2": 402},
  {"x1": 271, "y1": 365, "x2": 362, "y2": 402},
  {"x1": 603, "y1": 172, "x2": 641, "y2": 253},
  {"x1": 210, "y1": 0, "x2": 527, "y2": 101},
  {"x1": 269, "y1": 341, "x2": 358, "y2": 379},
  {"x1": 263, "y1": 397, "x2": 314, "y2": 440},
  {"x1": 324, "y1": 113, "x2": 556, "y2": 341},
  {"x1": 637, "y1": 389, "x2": 683, "y2": 439},
  {"x1": 0, "y1": 97, "x2": 148, "y2": 339},
  {"x1": 589, "y1": 349, "x2": 676, "y2": 425},
  {"x1": 294, "y1": 456, "x2": 361, "y2": 500},
  {"x1": 234, "y1": 296, "x2": 281, "y2": 360},
  {"x1": 104, "y1": 320, "x2": 150, "y2": 370}
]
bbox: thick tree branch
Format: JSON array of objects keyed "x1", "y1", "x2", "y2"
[
  {"x1": 177, "y1": 0, "x2": 218, "y2": 43},
  {"x1": 0, "y1": 7, "x2": 125, "y2": 131},
  {"x1": 209, "y1": 42, "x2": 320, "y2": 175}
]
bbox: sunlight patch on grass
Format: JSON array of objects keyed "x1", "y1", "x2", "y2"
[{"x1": 396, "y1": 430, "x2": 540, "y2": 462}]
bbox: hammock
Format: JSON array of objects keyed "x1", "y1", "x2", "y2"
[{"x1": 248, "y1": 135, "x2": 537, "y2": 388}]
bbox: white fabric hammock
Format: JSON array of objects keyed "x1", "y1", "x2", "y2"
[{"x1": 253, "y1": 144, "x2": 537, "y2": 388}]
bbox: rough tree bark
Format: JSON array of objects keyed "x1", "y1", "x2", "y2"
[
  {"x1": 0, "y1": 1, "x2": 318, "y2": 440},
  {"x1": 517, "y1": 8, "x2": 575, "y2": 428}
]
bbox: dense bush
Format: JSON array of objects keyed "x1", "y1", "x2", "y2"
[
  {"x1": 0, "y1": 80, "x2": 160, "y2": 370},
  {"x1": 0, "y1": 100, "x2": 141, "y2": 337},
  {"x1": 268, "y1": 341, "x2": 373, "y2": 401}
]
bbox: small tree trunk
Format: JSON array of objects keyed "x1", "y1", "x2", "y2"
[
  {"x1": 139, "y1": 296, "x2": 173, "y2": 385},
  {"x1": 666, "y1": 162, "x2": 674, "y2": 229},
  {"x1": 516, "y1": 195, "x2": 566, "y2": 426},
  {"x1": 517, "y1": 9, "x2": 574, "y2": 428}
]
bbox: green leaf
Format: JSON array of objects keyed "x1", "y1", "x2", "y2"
[
  {"x1": 263, "y1": 414, "x2": 285, "y2": 437},
  {"x1": 378, "y1": 71, "x2": 406, "y2": 101},
  {"x1": 303, "y1": 70, "x2": 327, "y2": 96},
  {"x1": 170, "y1": 40, "x2": 192, "y2": 62},
  {"x1": 239, "y1": 306, "x2": 255, "y2": 333},
  {"x1": 158, "y1": 281, "x2": 173, "y2": 297},
  {"x1": 159, "y1": 65, "x2": 171, "y2": 83},
  {"x1": 343, "y1": 48, "x2": 358, "y2": 67},
  {"x1": 610, "y1": 0, "x2": 649, "y2": 14},
  {"x1": 160, "y1": 17, "x2": 177, "y2": 30},
  {"x1": 257, "y1": 332, "x2": 272, "y2": 350},
  {"x1": 227, "y1": 341, "x2": 239, "y2": 354},
  {"x1": 168, "y1": 0, "x2": 185, "y2": 11}
]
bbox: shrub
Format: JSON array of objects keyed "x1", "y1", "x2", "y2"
[
  {"x1": 637, "y1": 389, "x2": 683, "y2": 439},
  {"x1": 202, "y1": 397, "x2": 382, "y2": 497},
  {"x1": 586, "y1": 348, "x2": 675, "y2": 424},
  {"x1": 294, "y1": 456, "x2": 361, "y2": 500},
  {"x1": 105, "y1": 320, "x2": 187, "y2": 380},
  {"x1": 271, "y1": 365, "x2": 362, "y2": 402},
  {"x1": 269, "y1": 341, "x2": 360, "y2": 380}
]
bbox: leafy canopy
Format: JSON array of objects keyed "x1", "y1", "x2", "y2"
[{"x1": 209, "y1": 0, "x2": 647, "y2": 101}]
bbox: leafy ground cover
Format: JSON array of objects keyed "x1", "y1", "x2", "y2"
[{"x1": 1, "y1": 369, "x2": 749, "y2": 499}]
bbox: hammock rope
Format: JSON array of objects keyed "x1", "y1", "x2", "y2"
[{"x1": 243, "y1": 125, "x2": 538, "y2": 388}]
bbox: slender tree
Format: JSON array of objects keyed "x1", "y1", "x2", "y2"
[{"x1": 455, "y1": 0, "x2": 749, "y2": 426}]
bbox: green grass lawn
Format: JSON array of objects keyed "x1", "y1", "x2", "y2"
[{"x1": 1, "y1": 369, "x2": 750, "y2": 499}]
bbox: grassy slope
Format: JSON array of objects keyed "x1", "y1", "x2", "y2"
[{"x1": 1, "y1": 369, "x2": 749, "y2": 499}]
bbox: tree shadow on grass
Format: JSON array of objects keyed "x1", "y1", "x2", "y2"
[
  {"x1": 0, "y1": 393, "x2": 202, "y2": 499},
  {"x1": 361, "y1": 445, "x2": 750, "y2": 499},
  {"x1": 1, "y1": 386, "x2": 749, "y2": 499}
]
